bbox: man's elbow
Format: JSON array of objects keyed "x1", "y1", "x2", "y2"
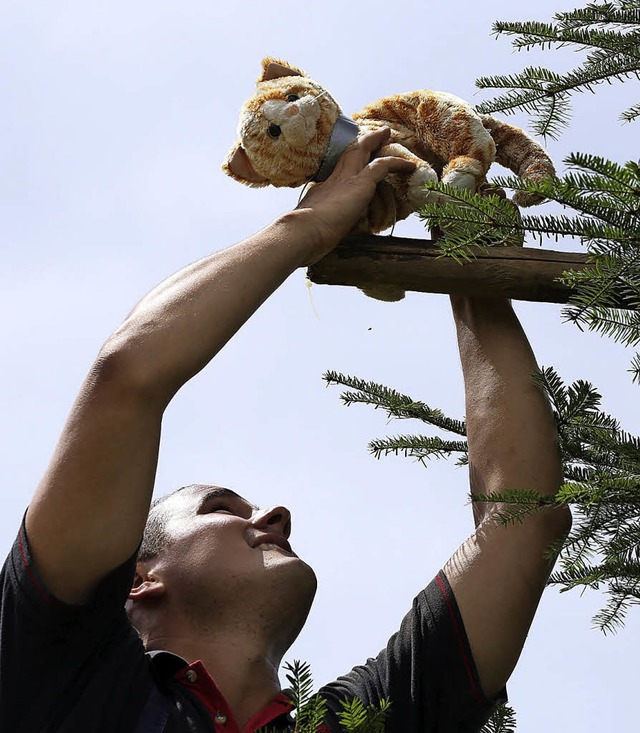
[
  {"x1": 89, "y1": 332, "x2": 170, "y2": 408},
  {"x1": 518, "y1": 498, "x2": 572, "y2": 556}
]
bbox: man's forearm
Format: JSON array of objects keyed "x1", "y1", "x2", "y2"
[
  {"x1": 100, "y1": 128, "x2": 418, "y2": 407},
  {"x1": 445, "y1": 297, "x2": 571, "y2": 696},
  {"x1": 450, "y1": 295, "x2": 565, "y2": 521},
  {"x1": 104, "y1": 212, "x2": 318, "y2": 404},
  {"x1": 443, "y1": 296, "x2": 570, "y2": 698}
]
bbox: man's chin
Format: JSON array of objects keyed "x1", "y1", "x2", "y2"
[
  {"x1": 260, "y1": 547, "x2": 315, "y2": 578},
  {"x1": 276, "y1": 567, "x2": 317, "y2": 650},
  {"x1": 267, "y1": 556, "x2": 317, "y2": 614},
  {"x1": 267, "y1": 552, "x2": 317, "y2": 591}
]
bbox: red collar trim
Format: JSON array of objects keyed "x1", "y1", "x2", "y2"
[
  {"x1": 176, "y1": 660, "x2": 294, "y2": 733},
  {"x1": 244, "y1": 692, "x2": 293, "y2": 732}
]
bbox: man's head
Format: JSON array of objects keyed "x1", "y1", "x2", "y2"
[{"x1": 127, "y1": 484, "x2": 317, "y2": 656}]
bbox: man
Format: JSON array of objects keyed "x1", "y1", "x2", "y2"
[{"x1": 0, "y1": 128, "x2": 570, "y2": 732}]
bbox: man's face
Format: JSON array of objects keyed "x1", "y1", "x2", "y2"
[{"x1": 145, "y1": 485, "x2": 317, "y2": 638}]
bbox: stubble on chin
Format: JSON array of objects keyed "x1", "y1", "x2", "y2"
[{"x1": 174, "y1": 557, "x2": 317, "y2": 641}]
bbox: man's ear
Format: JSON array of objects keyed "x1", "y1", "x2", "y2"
[
  {"x1": 222, "y1": 144, "x2": 269, "y2": 187},
  {"x1": 259, "y1": 57, "x2": 305, "y2": 83},
  {"x1": 128, "y1": 570, "x2": 166, "y2": 602}
]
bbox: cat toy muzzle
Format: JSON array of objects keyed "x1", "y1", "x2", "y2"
[{"x1": 312, "y1": 114, "x2": 360, "y2": 182}]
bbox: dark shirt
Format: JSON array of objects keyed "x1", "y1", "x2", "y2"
[{"x1": 0, "y1": 519, "x2": 504, "y2": 732}]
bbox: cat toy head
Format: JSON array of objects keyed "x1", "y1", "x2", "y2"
[{"x1": 223, "y1": 58, "x2": 357, "y2": 188}]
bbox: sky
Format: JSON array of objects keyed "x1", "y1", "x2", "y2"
[{"x1": 1, "y1": 1, "x2": 638, "y2": 731}]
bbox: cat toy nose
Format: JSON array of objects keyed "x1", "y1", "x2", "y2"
[{"x1": 285, "y1": 104, "x2": 299, "y2": 118}]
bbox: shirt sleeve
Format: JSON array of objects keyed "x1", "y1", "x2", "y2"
[
  {"x1": 318, "y1": 571, "x2": 507, "y2": 733},
  {"x1": 0, "y1": 514, "x2": 150, "y2": 732}
]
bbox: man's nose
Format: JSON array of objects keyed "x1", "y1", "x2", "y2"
[{"x1": 252, "y1": 505, "x2": 292, "y2": 538}]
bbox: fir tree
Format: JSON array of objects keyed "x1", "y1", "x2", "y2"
[
  {"x1": 302, "y1": 5, "x2": 640, "y2": 730},
  {"x1": 266, "y1": 660, "x2": 514, "y2": 733},
  {"x1": 419, "y1": 0, "x2": 640, "y2": 378},
  {"x1": 325, "y1": 0, "x2": 639, "y2": 675},
  {"x1": 480, "y1": 704, "x2": 518, "y2": 733},
  {"x1": 325, "y1": 0, "x2": 640, "y2": 632},
  {"x1": 324, "y1": 367, "x2": 640, "y2": 634},
  {"x1": 475, "y1": 0, "x2": 640, "y2": 138},
  {"x1": 258, "y1": 661, "x2": 389, "y2": 733}
]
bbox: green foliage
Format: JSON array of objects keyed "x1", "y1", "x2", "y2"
[
  {"x1": 336, "y1": 697, "x2": 390, "y2": 733},
  {"x1": 323, "y1": 370, "x2": 466, "y2": 434},
  {"x1": 481, "y1": 704, "x2": 518, "y2": 733},
  {"x1": 417, "y1": 185, "x2": 527, "y2": 262},
  {"x1": 475, "y1": 1, "x2": 640, "y2": 138},
  {"x1": 325, "y1": 367, "x2": 640, "y2": 632},
  {"x1": 267, "y1": 661, "x2": 512, "y2": 733},
  {"x1": 368, "y1": 434, "x2": 469, "y2": 466},
  {"x1": 322, "y1": 2, "x2": 640, "y2": 731},
  {"x1": 416, "y1": 2, "x2": 640, "y2": 380},
  {"x1": 419, "y1": 154, "x2": 640, "y2": 376},
  {"x1": 536, "y1": 367, "x2": 640, "y2": 632},
  {"x1": 259, "y1": 661, "x2": 390, "y2": 733},
  {"x1": 285, "y1": 660, "x2": 327, "y2": 733},
  {"x1": 323, "y1": 371, "x2": 467, "y2": 465}
]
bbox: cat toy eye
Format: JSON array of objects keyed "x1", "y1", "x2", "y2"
[
  {"x1": 268, "y1": 124, "x2": 282, "y2": 138},
  {"x1": 286, "y1": 94, "x2": 299, "y2": 102}
]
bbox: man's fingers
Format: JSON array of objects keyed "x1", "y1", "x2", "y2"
[
  {"x1": 334, "y1": 127, "x2": 392, "y2": 175},
  {"x1": 332, "y1": 127, "x2": 417, "y2": 184},
  {"x1": 366, "y1": 156, "x2": 416, "y2": 183},
  {"x1": 356, "y1": 126, "x2": 393, "y2": 155}
]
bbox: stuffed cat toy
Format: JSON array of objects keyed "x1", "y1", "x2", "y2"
[{"x1": 223, "y1": 58, "x2": 556, "y2": 300}]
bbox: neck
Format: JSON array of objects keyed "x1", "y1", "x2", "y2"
[
  {"x1": 147, "y1": 628, "x2": 283, "y2": 726},
  {"x1": 155, "y1": 636, "x2": 280, "y2": 728}
]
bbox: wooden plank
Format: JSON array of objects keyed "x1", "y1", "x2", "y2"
[{"x1": 307, "y1": 234, "x2": 591, "y2": 304}]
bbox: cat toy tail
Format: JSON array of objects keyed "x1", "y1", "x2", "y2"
[{"x1": 480, "y1": 115, "x2": 556, "y2": 207}]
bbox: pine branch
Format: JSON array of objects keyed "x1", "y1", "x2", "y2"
[
  {"x1": 481, "y1": 704, "x2": 518, "y2": 733},
  {"x1": 476, "y1": 3, "x2": 640, "y2": 137},
  {"x1": 563, "y1": 303, "x2": 640, "y2": 346},
  {"x1": 470, "y1": 489, "x2": 562, "y2": 527},
  {"x1": 593, "y1": 589, "x2": 640, "y2": 633},
  {"x1": 629, "y1": 352, "x2": 640, "y2": 383},
  {"x1": 337, "y1": 698, "x2": 391, "y2": 733},
  {"x1": 621, "y1": 101, "x2": 640, "y2": 121},
  {"x1": 326, "y1": 364, "x2": 640, "y2": 630},
  {"x1": 271, "y1": 661, "x2": 391, "y2": 733},
  {"x1": 369, "y1": 435, "x2": 468, "y2": 465},
  {"x1": 476, "y1": 66, "x2": 574, "y2": 138},
  {"x1": 558, "y1": 3, "x2": 640, "y2": 31},
  {"x1": 416, "y1": 150, "x2": 640, "y2": 366},
  {"x1": 564, "y1": 152, "x2": 640, "y2": 187},
  {"x1": 470, "y1": 488, "x2": 562, "y2": 507},
  {"x1": 285, "y1": 660, "x2": 316, "y2": 711},
  {"x1": 323, "y1": 371, "x2": 466, "y2": 435},
  {"x1": 499, "y1": 21, "x2": 640, "y2": 59}
]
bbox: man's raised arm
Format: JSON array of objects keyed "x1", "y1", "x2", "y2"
[
  {"x1": 25, "y1": 129, "x2": 415, "y2": 605},
  {"x1": 444, "y1": 296, "x2": 571, "y2": 699}
]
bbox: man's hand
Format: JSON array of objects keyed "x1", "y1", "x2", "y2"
[{"x1": 292, "y1": 127, "x2": 415, "y2": 264}]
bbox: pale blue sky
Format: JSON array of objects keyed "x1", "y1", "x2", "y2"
[{"x1": 1, "y1": 2, "x2": 638, "y2": 731}]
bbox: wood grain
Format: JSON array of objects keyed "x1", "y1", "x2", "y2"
[{"x1": 307, "y1": 235, "x2": 591, "y2": 304}]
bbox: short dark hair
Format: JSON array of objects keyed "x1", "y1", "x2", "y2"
[
  {"x1": 137, "y1": 496, "x2": 171, "y2": 562},
  {"x1": 137, "y1": 484, "x2": 210, "y2": 562}
]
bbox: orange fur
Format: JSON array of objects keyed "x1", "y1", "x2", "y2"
[{"x1": 224, "y1": 58, "x2": 556, "y2": 237}]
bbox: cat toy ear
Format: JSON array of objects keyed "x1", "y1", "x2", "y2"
[
  {"x1": 259, "y1": 57, "x2": 306, "y2": 83},
  {"x1": 222, "y1": 143, "x2": 269, "y2": 187}
]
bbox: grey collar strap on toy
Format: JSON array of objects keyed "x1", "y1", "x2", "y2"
[{"x1": 312, "y1": 114, "x2": 359, "y2": 182}]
